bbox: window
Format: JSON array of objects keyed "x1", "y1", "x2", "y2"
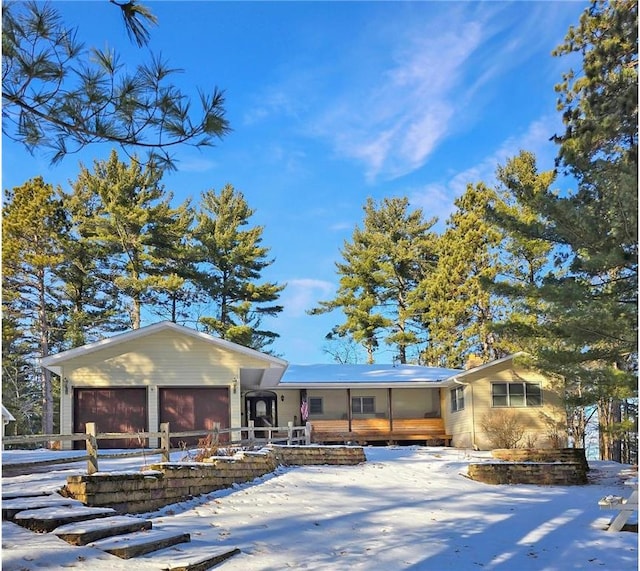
[
  {"x1": 351, "y1": 396, "x2": 375, "y2": 414},
  {"x1": 309, "y1": 397, "x2": 323, "y2": 415},
  {"x1": 451, "y1": 386, "x2": 465, "y2": 412},
  {"x1": 492, "y1": 382, "x2": 542, "y2": 407}
]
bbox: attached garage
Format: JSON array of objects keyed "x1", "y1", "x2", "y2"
[
  {"x1": 159, "y1": 387, "x2": 230, "y2": 446},
  {"x1": 73, "y1": 388, "x2": 147, "y2": 449},
  {"x1": 40, "y1": 321, "x2": 288, "y2": 450}
]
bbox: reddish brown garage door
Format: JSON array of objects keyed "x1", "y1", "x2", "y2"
[
  {"x1": 159, "y1": 387, "x2": 230, "y2": 447},
  {"x1": 74, "y1": 388, "x2": 148, "y2": 449}
]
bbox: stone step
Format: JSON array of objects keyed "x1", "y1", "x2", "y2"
[
  {"x1": 13, "y1": 505, "x2": 117, "y2": 532},
  {"x1": 2, "y1": 495, "x2": 84, "y2": 520},
  {"x1": 53, "y1": 514, "x2": 153, "y2": 545},
  {"x1": 89, "y1": 528, "x2": 191, "y2": 559},
  {"x1": 2, "y1": 490, "x2": 53, "y2": 501},
  {"x1": 141, "y1": 540, "x2": 241, "y2": 570}
]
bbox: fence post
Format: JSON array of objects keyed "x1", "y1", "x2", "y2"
[
  {"x1": 85, "y1": 422, "x2": 98, "y2": 475},
  {"x1": 213, "y1": 422, "x2": 220, "y2": 445},
  {"x1": 248, "y1": 420, "x2": 255, "y2": 444},
  {"x1": 160, "y1": 422, "x2": 170, "y2": 462},
  {"x1": 305, "y1": 421, "x2": 312, "y2": 445},
  {"x1": 287, "y1": 421, "x2": 293, "y2": 445}
]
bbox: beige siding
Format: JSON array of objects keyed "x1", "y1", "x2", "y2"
[
  {"x1": 59, "y1": 329, "x2": 272, "y2": 440},
  {"x1": 275, "y1": 391, "x2": 303, "y2": 426},
  {"x1": 444, "y1": 385, "x2": 474, "y2": 448},
  {"x1": 390, "y1": 388, "x2": 439, "y2": 418},
  {"x1": 445, "y1": 364, "x2": 567, "y2": 450}
]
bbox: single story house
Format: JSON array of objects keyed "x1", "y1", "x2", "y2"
[{"x1": 41, "y1": 322, "x2": 567, "y2": 450}]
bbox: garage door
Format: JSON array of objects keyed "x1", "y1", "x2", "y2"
[
  {"x1": 159, "y1": 387, "x2": 230, "y2": 447},
  {"x1": 73, "y1": 388, "x2": 148, "y2": 449}
]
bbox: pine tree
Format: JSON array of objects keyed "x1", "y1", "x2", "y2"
[
  {"x1": 68, "y1": 150, "x2": 194, "y2": 329},
  {"x1": 484, "y1": 1, "x2": 638, "y2": 460},
  {"x1": 418, "y1": 183, "x2": 504, "y2": 368},
  {"x1": 2, "y1": 1, "x2": 229, "y2": 170},
  {"x1": 2, "y1": 177, "x2": 67, "y2": 434},
  {"x1": 192, "y1": 184, "x2": 284, "y2": 351},
  {"x1": 311, "y1": 197, "x2": 438, "y2": 363}
]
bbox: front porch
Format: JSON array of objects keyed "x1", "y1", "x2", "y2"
[{"x1": 310, "y1": 417, "x2": 451, "y2": 445}]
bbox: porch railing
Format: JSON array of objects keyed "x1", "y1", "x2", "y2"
[{"x1": 310, "y1": 417, "x2": 451, "y2": 444}]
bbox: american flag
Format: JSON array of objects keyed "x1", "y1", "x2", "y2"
[{"x1": 300, "y1": 399, "x2": 309, "y2": 422}]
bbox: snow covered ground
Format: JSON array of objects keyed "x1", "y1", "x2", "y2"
[{"x1": 2, "y1": 446, "x2": 637, "y2": 570}]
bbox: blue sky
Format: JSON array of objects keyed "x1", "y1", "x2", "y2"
[{"x1": 2, "y1": 1, "x2": 588, "y2": 364}]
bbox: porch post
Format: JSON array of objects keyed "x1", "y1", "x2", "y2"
[{"x1": 387, "y1": 387, "x2": 393, "y2": 431}]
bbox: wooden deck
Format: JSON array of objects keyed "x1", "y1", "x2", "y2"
[{"x1": 310, "y1": 418, "x2": 451, "y2": 445}]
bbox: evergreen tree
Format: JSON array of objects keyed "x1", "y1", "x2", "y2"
[
  {"x1": 143, "y1": 197, "x2": 199, "y2": 324},
  {"x1": 68, "y1": 150, "x2": 194, "y2": 329},
  {"x1": 2, "y1": 1, "x2": 229, "y2": 169},
  {"x1": 55, "y1": 223, "x2": 128, "y2": 348},
  {"x1": 192, "y1": 184, "x2": 284, "y2": 351},
  {"x1": 2, "y1": 177, "x2": 67, "y2": 434},
  {"x1": 418, "y1": 183, "x2": 504, "y2": 368},
  {"x1": 485, "y1": 1, "x2": 637, "y2": 460},
  {"x1": 311, "y1": 197, "x2": 438, "y2": 363}
]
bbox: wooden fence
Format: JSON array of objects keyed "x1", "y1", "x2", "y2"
[{"x1": 3, "y1": 420, "x2": 312, "y2": 475}]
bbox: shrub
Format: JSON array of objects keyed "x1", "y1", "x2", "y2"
[{"x1": 480, "y1": 409, "x2": 526, "y2": 449}]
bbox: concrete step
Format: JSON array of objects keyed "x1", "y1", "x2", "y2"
[
  {"x1": 89, "y1": 528, "x2": 191, "y2": 559},
  {"x1": 13, "y1": 505, "x2": 117, "y2": 532},
  {"x1": 53, "y1": 514, "x2": 153, "y2": 545},
  {"x1": 141, "y1": 540, "x2": 241, "y2": 570}
]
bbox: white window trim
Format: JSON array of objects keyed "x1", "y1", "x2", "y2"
[{"x1": 451, "y1": 386, "x2": 465, "y2": 412}]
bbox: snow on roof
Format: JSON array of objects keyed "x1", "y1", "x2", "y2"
[{"x1": 279, "y1": 364, "x2": 462, "y2": 387}]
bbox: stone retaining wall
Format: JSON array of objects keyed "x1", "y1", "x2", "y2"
[
  {"x1": 63, "y1": 445, "x2": 365, "y2": 514},
  {"x1": 491, "y1": 448, "x2": 589, "y2": 472},
  {"x1": 468, "y1": 462, "x2": 588, "y2": 485}
]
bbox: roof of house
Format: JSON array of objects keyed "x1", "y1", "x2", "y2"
[
  {"x1": 2, "y1": 404, "x2": 16, "y2": 422},
  {"x1": 40, "y1": 321, "x2": 288, "y2": 377},
  {"x1": 277, "y1": 363, "x2": 463, "y2": 389}
]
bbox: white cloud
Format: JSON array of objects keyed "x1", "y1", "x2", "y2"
[
  {"x1": 324, "y1": 17, "x2": 487, "y2": 182},
  {"x1": 174, "y1": 155, "x2": 218, "y2": 173},
  {"x1": 408, "y1": 113, "x2": 563, "y2": 226},
  {"x1": 241, "y1": 3, "x2": 577, "y2": 184},
  {"x1": 282, "y1": 278, "x2": 335, "y2": 318}
]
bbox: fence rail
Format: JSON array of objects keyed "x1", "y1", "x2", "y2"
[{"x1": 3, "y1": 421, "x2": 312, "y2": 475}]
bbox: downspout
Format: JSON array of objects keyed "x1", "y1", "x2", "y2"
[{"x1": 454, "y1": 377, "x2": 477, "y2": 450}]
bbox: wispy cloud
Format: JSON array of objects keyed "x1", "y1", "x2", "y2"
[
  {"x1": 408, "y1": 113, "x2": 563, "y2": 226},
  {"x1": 282, "y1": 278, "x2": 335, "y2": 318},
  {"x1": 322, "y1": 16, "x2": 487, "y2": 182},
  {"x1": 242, "y1": 2, "x2": 577, "y2": 184}
]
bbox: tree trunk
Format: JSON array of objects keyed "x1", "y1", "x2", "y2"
[{"x1": 38, "y1": 268, "x2": 54, "y2": 435}]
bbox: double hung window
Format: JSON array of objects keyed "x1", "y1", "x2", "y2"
[
  {"x1": 491, "y1": 382, "x2": 542, "y2": 407},
  {"x1": 351, "y1": 396, "x2": 375, "y2": 414}
]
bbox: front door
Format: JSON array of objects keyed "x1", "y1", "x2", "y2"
[{"x1": 244, "y1": 391, "x2": 278, "y2": 435}]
